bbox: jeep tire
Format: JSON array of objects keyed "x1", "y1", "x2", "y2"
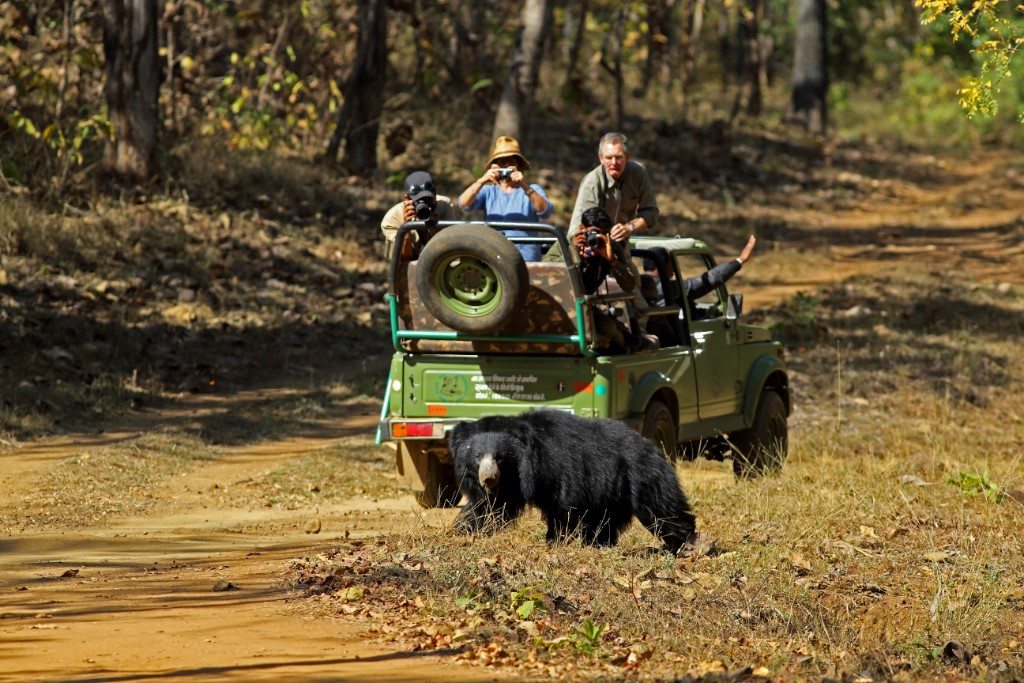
[
  {"x1": 415, "y1": 225, "x2": 528, "y2": 334},
  {"x1": 731, "y1": 390, "x2": 787, "y2": 478},
  {"x1": 414, "y1": 452, "x2": 461, "y2": 509},
  {"x1": 642, "y1": 399, "x2": 678, "y2": 460}
]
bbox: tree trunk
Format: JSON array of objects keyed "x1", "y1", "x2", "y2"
[
  {"x1": 102, "y1": 0, "x2": 160, "y2": 180},
  {"x1": 163, "y1": 1, "x2": 181, "y2": 135},
  {"x1": 561, "y1": 0, "x2": 588, "y2": 99},
  {"x1": 640, "y1": 0, "x2": 671, "y2": 96},
  {"x1": 678, "y1": 0, "x2": 704, "y2": 119},
  {"x1": 325, "y1": 0, "x2": 387, "y2": 172},
  {"x1": 492, "y1": 0, "x2": 552, "y2": 141},
  {"x1": 739, "y1": 0, "x2": 764, "y2": 116},
  {"x1": 449, "y1": 0, "x2": 486, "y2": 86},
  {"x1": 599, "y1": 5, "x2": 626, "y2": 131},
  {"x1": 717, "y1": 6, "x2": 732, "y2": 93},
  {"x1": 790, "y1": 0, "x2": 827, "y2": 133}
]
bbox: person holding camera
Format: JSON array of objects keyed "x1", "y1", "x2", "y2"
[
  {"x1": 545, "y1": 207, "x2": 656, "y2": 353},
  {"x1": 568, "y1": 132, "x2": 658, "y2": 260},
  {"x1": 380, "y1": 171, "x2": 457, "y2": 259},
  {"x1": 572, "y1": 207, "x2": 638, "y2": 296},
  {"x1": 458, "y1": 136, "x2": 553, "y2": 262}
]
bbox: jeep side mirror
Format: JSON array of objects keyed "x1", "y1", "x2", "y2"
[{"x1": 726, "y1": 293, "x2": 743, "y2": 320}]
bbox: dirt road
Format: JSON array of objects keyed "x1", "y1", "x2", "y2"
[
  {"x1": 0, "y1": 392, "x2": 720, "y2": 680},
  {"x1": 0, "y1": 397, "x2": 498, "y2": 681},
  {"x1": 2, "y1": 152, "x2": 1022, "y2": 681}
]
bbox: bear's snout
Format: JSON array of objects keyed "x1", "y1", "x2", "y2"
[{"x1": 478, "y1": 454, "x2": 500, "y2": 490}]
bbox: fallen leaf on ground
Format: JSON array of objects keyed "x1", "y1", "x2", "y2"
[
  {"x1": 789, "y1": 553, "x2": 812, "y2": 575},
  {"x1": 923, "y1": 551, "x2": 952, "y2": 563}
]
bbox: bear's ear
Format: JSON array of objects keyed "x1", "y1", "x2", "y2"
[{"x1": 447, "y1": 420, "x2": 473, "y2": 451}]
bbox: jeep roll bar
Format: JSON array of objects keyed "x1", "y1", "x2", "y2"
[
  {"x1": 385, "y1": 220, "x2": 585, "y2": 296},
  {"x1": 384, "y1": 220, "x2": 598, "y2": 356}
]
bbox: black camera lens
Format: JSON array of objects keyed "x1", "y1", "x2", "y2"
[
  {"x1": 414, "y1": 199, "x2": 434, "y2": 220},
  {"x1": 585, "y1": 228, "x2": 602, "y2": 248}
]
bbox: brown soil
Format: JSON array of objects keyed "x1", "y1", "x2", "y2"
[
  {"x1": 1, "y1": 150, "x2": 1022, "y2": 681},
  {"x1": 0, "y1": 395, "x2": 487, "y2": 682}
]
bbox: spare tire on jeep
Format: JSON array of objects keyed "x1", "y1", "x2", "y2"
[{"x1": 415, "y1": 224, "x2": 529, "y2": 334}]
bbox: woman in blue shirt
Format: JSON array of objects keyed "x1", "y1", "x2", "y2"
[{"x1": 458, "y1": 136, "x2": 553, "y2": 262}]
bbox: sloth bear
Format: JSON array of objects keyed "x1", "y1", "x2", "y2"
[{"x1": 450, "y1": 409, "x2": 697, "y2": 553}]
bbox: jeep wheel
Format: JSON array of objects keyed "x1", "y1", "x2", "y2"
[
  {"x1": 732, "y1": 390, "x2": 787, "y2": 478},
  {"x1": 642, "y1": 400, "x2": 677, "y2": 460},
  {"x1": 415, "y1": 454, "x2": 461, "y2": 509},
  {"x1": 415, "y1": 225, "x2": 528, "y2": 334}
]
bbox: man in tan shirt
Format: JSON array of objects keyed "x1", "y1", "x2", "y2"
[{"x1": 568, "y1": 133, "x2": 659, "y2": 258}]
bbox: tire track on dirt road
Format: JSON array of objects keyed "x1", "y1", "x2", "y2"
[{"x1": 0, "y1": 392, "x2": 487, "y2": 682}]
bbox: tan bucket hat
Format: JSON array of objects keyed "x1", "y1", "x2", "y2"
[{"x1": 485, "y1": 136, "x2": 531, "y2": 169}]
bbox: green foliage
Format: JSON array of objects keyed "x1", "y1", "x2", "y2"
[
  {"x1": 571, "y1": 618, "x2": 607, "y2": 654},
  {"x1": 5, "y1": 0, "x2": 1024, "y2": 207},
  {"x1": 175, "y1": 0, "x2": 350, "y2": 152},
  {"x1": 202, "y1": 49, "x2": 326, "y2": 151},
  {"x1": 833, "y1": 50, "x2": 1024, "y2": 147},
  {"x1": 916, "y1": 0, "x2": 1024, "y2": 120},
  {"x1": 949, "y1": 469, "x2": 1003, "y2": 502},
  {"x1": 455, "y1": 585, "x2": 547, "y2": 619},
  {"x1": 470, "y1": 78, "x2": 494, "y2": 93},
  {"x1": 454, "y1": 591, "x2": 489, "y2": 613},
  {"x1": 5, "y1": 110, "x2": 112, "y2": 167},
  {"x1": 0, "y1": 4, "x2": 109, "y2": 193},
  {"x1": 508, "y1": 586, "x2": 546, "y2": 619}
]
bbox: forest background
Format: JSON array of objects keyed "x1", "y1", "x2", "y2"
[
  {"x1": 3, "y1": 0, "x2": 1024, "y2": 193},
  {"x1": 2, "y1": 0, "x2": 1023, "y2": 434}
]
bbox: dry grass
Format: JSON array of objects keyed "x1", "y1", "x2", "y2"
[
  {"x1": 289, "y1": 269, "x2": 1024, "y2": 680},
  {"x1": 7, "y1": 431, "x2": 218, "y2": 533},
  {"x1": 0, "y1": 175, "x2": 393, "y2": 439},
  {"x1": 290, "y1": 397, "x2": 1023, "y2": 680},
  {"x1": 231, "y1": 437, "x2": 402, "y2": 509}
]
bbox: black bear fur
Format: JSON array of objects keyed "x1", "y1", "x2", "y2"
[{"x1": 450, "y1": 409, "x2": 697, "y2": 552}]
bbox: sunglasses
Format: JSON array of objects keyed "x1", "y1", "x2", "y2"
[{"x1": 407, "y1": 180, "x2": 435, "y2": 194}]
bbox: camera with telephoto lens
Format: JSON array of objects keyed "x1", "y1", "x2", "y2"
[
  {"x1": 413, "y1": 196, "x2": 436, "y2": 221},
  {"x1": 585, "y1": 228, "x2": 603, "y2": 248},
  {"x1": 497, "y1": 167, "x2": 515, "y2": 181}
]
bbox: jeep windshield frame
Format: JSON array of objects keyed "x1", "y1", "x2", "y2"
[{"x1": 384, "y1": 220, "x2": 599, "y2": 356}]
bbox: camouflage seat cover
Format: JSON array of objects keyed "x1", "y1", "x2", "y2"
[{"x1": 396, "y1": 261, "x2": 588, "y2": 355}]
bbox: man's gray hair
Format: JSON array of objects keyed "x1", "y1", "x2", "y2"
[{"x1": 598, "y1": 132, "x2": 629, "y2": 154}]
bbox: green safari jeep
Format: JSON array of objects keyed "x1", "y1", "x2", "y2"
[{"x1": 378, "y1": 221, "x2": 790, "y2": 507}]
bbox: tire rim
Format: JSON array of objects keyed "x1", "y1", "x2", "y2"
[{"x1": 432, "y1": 254, "x2": 502, "y2": 317}]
